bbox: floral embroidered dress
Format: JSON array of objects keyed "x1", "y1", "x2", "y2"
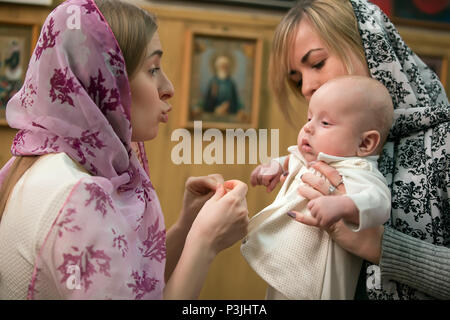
[
  {"x1": 0, "y1": 0, "x2": 166, "y2": 299},
  {"x1": 350, "y1": 0, "x2": 449, "y2": 299}
]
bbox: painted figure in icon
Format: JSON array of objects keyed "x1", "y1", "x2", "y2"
[{"x1": 202, "y1": 55, "x2": 244, "y2": 115}]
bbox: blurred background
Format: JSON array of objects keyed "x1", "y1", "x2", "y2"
[{"x1": 0, "y1": 0, "x2": 448, "y2": 299}]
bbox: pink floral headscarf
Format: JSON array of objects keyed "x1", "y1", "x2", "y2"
[{"x1": 0, "y1": 0, "x2": 166, "y2": 299}]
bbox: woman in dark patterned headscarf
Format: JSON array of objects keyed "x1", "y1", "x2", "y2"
[{"x1": 266, "y1": 0, "x2": 449, "y2": 299}]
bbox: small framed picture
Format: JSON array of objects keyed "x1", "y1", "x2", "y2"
[
  {"x1": 0, "y1": 22, "x2": 39, "y2": 126},
  {"x1": 180, "y1": 29, "x2": 263, "y2": 129}
]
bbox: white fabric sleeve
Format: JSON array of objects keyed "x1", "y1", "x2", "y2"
[
  {"x1": 343, "y1": 175, "x2": 391, "y2": 232},
  {"x1": 272, "y1": 155, "x2": 288, "y2": 169}
]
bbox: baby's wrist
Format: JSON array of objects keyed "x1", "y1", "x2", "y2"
[
  {"x1": 340, "y1": 196, "x2": 360, "y2": 225},
  {"x1": 272, "y1": 156, "x2": 287, "y2": 169}
]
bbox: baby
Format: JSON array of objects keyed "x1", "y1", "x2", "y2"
[{"x1": 241, "y1": 76, "x2": 394, "y2": 300}]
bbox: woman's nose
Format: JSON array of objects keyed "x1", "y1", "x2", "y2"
[
  {"x1": 301, "y1": 75, "x2": 319, "y2": 101},
  {"x1": 160, "y1": 74, "x2": 174, "y2": 101}
]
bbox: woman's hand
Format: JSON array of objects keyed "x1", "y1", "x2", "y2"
[
  {"x1": 300, "y1": 161, "x2": 347, "y2": 196},
  {"x1": 289, "y1": 161, "x2": 383, "y2": 264},
  {"x1": 164, "y1": 180, "x2": 249, "y2": 299},
  {"x1": 178, "y1": 174, "x2": 224, "y2": 232},
  {"x1": 188, "y1": 179, "x2": 249, "y2": 255}
]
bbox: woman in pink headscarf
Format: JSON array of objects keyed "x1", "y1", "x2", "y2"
[{"x1": 0, "y1": 0, "x2": 249, "y2": 299}]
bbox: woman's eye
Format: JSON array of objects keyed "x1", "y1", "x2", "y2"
[
  {"x1": 313, "y1": 60, "x2": 325, "y2": 69},
  {"x1": 149, "y1": 67, "x2": 160, "y2": 76},
  {"x1": 321, "y1": 121, "x2": 329, "y2": 126}
]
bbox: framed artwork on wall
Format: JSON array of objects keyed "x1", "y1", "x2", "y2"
[
  {"x1": 180, "y1": 29, "x2": 263, "y2": 129},
  {"x1": 0, "y1": 22, "x2": 39, "y2": 126}
]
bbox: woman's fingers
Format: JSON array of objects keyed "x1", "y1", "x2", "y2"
[
  {"x1": 207, "y1": 173, "x2": 225, "y2": 186},
  {"x1": 211, "y1": 184, "x2": 226, "y2": 200},
  {"x1": 311, "y1": 161, "x2": 346, "y2": 193},
  {"x1": 300, "y1": 172, "x2": 331, "y2": 195},
  {"x1": 287, "y1": 211, "x2": 319, "y2": 227},
  {"x1": 297, "y1": 185, "x2": 322, "y2": 200},
  {"x1": 186, "y1": 175, "x2": 224, "y2": 195},
  {"x1": 193, "y1": 180, "x2": 249, "y2": 255},
  {"x1": 224, "y1": 180, "x2": 248, "y2": 198}
]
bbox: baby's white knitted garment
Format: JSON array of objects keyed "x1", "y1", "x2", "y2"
[{"x1": 241, "y1": 146, "x2": 390, "y2": 300}]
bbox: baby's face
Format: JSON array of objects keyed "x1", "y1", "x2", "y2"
[{"x1": 298, "y1": 88, "x2": 365, "y2": 163}]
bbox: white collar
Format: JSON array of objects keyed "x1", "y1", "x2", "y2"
[{"x1": 287, "y1": 145, "x2": 379, "y2": 165}]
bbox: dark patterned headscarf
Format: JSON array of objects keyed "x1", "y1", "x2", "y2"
[
  {"x1": 0, "y1": 0, "x2": 166, "y2": 299},
  {"x1": 350, "y1": 0, "x2": 449, "y2": 299}
]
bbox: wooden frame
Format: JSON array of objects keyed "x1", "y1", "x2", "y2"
[
  {"x1": 0, "y1": 21, "x2": 39, "y2": 126},
  {"x1": 179, "y1": 28, "x2": 263, "y2": 129}
]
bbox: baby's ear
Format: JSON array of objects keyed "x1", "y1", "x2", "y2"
[{"x1": 357, "y1": 130, "x2": 380, "y2": 157}]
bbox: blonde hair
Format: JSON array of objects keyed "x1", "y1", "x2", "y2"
[
  {"x1": 269, "y1": 0, "x2": 367, "y2": 122},
  {"x1": 0, "y1": 0, "x2": 158, "y2": 220},
  {"x1": 95, "y1": 0, "x2": 158, "y2": 79}
]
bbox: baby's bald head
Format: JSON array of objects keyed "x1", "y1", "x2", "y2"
[{"x1": 312, "y1": 76, "x2": 394, "y2": 154}]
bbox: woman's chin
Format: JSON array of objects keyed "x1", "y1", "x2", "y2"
[
  {"x1": 147, "y1": 128, "x2": 159, "y2": 141},
  {"x1": 132, "y1": 127, "x2": 158, "y2": 142}
]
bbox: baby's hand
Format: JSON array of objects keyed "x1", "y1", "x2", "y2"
[
  {"x1": 250, "y1": 160, "x2": 284, "y2": 193},
  {"x1": 306, "y1": 196, "x2": 359, "y2": 229}
]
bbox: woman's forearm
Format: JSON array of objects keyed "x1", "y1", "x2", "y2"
[
  {"x1": 163, "y1": 232, "x2": 215, "y2": 299},
  {"x1": 380, "y1": 226, "x2": 450, "y2": 299},
  {"x1": 331, "y1": 221, "x2": 383, "y2": 265},
  {"x1": 354, "y1": 225, "x2": 384, "y2": 264},
  {"x1": 164, "y1": 216, "x2": 190, "y2": 283}
]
